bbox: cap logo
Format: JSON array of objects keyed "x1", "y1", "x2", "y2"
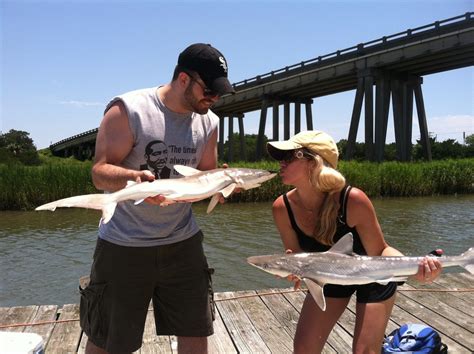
[{"x1": 219, "y1": 56, "x2": 228, "y2": 73}]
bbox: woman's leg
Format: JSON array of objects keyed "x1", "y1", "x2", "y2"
[
  {"x1": 352, "y1": 293, "x2": 396, "y2": 354},
  {"x1": 294, "y1": 294, "x2": 350, "y2": 354}
]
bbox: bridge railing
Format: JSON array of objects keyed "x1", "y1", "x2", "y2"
[
  {"x1": 50, "y1": 128, "x2": 98, "y2": 148},
  {"x1": 231, "y1": 12, "x2": 473, "y2": 89}
]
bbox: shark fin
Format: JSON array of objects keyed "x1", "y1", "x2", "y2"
[
  {"x1": 173, "y1": 165, "x2": 201, "y2": 176},
  {"x1": 465, "y1": 265, "x2": 474, "y2": 274},
  {"x1": 207, "y1": 194, "x2": 221, "y2": 214},
  {"x1": 303, "y1": 278, "x2": 327, "y2": 311},
  {"x1": 126, "y1": 180, "x2": 138, "y2": 188},
  {"x1": 220, "y1": 183, "x2": 237, "y2": 198},
  {"x1": 102, "y1": 201, "x2": 118, "y2": 224},
  {"x1": 327, "y1": 233, "x2": 354, "y2": 255},
  {"x1": 134, "y1": 199, "x2": 145, "y2": 205},
  {"x1": 242, "y1": 183, "x2": 261, "y2": 190},
  {"x1": 461, "y1": 248, "x2": 474, "y2": 274}
]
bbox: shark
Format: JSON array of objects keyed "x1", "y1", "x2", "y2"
[
  {"x1": 247, "y1": 233, "x2": 474, "y2": 311},
  {"x1": 36, "y1": 165, "x2": 276, "y2": 224}
]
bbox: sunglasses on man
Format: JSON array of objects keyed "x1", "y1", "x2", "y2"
[{"x1": 182, "y1": 70, "x2": 220, "y2": 97}]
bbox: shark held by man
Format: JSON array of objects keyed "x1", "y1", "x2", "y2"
[
  {"x1": 247, "y1": 233, "x2": 473, "y2": 311},
  {"x1": 36, "y1": 165, "x2": 276, "y2": 223}
]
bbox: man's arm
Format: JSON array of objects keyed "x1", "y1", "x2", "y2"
[
  {"x1": 92, "y1": 101, "x2": 155, "y2": 192},
  {"x1": 196, "y1": 128, "x2": 218, "y2": 171}
]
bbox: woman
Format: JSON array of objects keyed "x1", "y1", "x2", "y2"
[{"x1": 267, "y1": 130, "x2": 442, "y2": 353}]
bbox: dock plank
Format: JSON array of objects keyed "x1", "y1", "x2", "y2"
[
  {"x1": 0, "y1": 305, "x2": 37, "y2": 332},
  {"x1": 215, "y1": 290, "x2": 270, "y2": 353},
  {"x1": 23, "y1": 305, "x2": 59, "y2": 347},
  {"x1": 400, "y1": 284, "x2": 473, "y2": 333},
  {"x1": 0, "y1": 273, "x2": 472, "y2": 353},
  {"x1": 236, "y1": 290, "x2": 293, "y2": 353},
  {"x1": 45, "y1": 304, "x2": 82, "y2": 353},
  {"x1": 208, "y1": 301, "x2": 237, "y2": 354}
]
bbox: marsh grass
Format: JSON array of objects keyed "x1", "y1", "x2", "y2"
[
  {"x1": 0, "y1": 162, "x2": 96, "y2": 210},
  {"x1": 0, "y1": 159, "x2": 472, "y2": 210}
]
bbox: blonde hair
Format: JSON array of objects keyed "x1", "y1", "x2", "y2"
[{"x1": 308, "y1": 154, "x2": 346, "y2": 245}]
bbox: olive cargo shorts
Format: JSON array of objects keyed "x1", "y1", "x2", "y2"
[{"x1": 79, "y1": 231, "x2": 215, "y2": 352}]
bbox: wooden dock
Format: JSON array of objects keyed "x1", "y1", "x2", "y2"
[{"x1": 1, "y1": 273, "x2": 473, "y2": 353}]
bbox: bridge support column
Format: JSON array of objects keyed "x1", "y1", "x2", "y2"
[
  {"x1": 346, "y1": 70, "x2": 432, "y2": 162},
  {"x1": 218, "y1": 117, "x2": 225, "y2": 158},
  {"x1": 414, "y1": 83, "x2": 432, "y2": 161},
  {"x1": 255, "y1": 95, "x2": 314, "y2": 160},
  {"x1": 256, "y1": 97, "x2": 269, "y2": 160},
  {"x1": 218, "y1": 114, "x2": 246, "y2": 162},
  {"x1": 305, "y1": 100, "x2": 313, "y2": 130},
  {"x1": 294, "y1": 101, "x2": 301, "y2": 134}
]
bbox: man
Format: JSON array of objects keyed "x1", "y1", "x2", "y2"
[{"x1": 80, "y1": 43, "x2": 234, "y2": 354}]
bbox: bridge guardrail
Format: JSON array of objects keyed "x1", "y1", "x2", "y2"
[{"x1": 231, "y1": 12, "x2": 473, "y2": 89}]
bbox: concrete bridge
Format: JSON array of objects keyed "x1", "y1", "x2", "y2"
[{"x1": 50, "y1": 12, "x2": 474, "y2": 162}]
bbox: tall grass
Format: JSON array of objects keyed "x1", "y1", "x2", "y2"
[
  {"x1": 0, "y1": 162, "x2": 96, "y2": 210},
  {"x1": 0, "y1": 158, "x2": 472, "y2": 210}
]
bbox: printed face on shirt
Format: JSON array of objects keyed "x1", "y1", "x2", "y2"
[{"x1": 144, "y1": 141, "x2": 168, "y2": 170}]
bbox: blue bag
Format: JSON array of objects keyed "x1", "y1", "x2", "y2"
[{"x1": 382, "y1": 323, "x2": 448, "y2": 353}]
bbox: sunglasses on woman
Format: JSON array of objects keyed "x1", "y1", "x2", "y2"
[{"x1": 277, "y1": 149, "x2": 314, "y2": 163}]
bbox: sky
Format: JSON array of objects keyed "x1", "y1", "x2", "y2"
[{"x1": 1, "y1": 0, "x2": 473, "y2": 149}]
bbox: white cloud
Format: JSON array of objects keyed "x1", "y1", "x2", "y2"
[{"x1": 59, "y1": 100, "x2": 103, "y2": 108}]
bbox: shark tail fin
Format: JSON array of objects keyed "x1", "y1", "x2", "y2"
[
  {"x1": 35, "y1": 194, "x2": 109, "y2": 212},
  {"x1": 461, "y1": 247, "x2": 474, "y2": 274}
]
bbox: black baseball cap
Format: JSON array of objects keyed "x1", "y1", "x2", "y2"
[{"x1": 178, "y1": 43, "x2": 235, "y2": 96}]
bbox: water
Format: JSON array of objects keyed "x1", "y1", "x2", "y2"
[{"x1": 1, "y1": 194, "x2": 473, "y2": 307}]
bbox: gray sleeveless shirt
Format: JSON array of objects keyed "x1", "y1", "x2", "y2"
[{"x1": 98, "y1": 87, "x2": 219, "y2": 247}]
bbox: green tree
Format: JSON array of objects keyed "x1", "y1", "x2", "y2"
[
  {"x1": 0, "y1": 129, "x2": 40, "y2": 165},
  {"x1": 221, "y1": 133, "x2": 270, "y2": 162},
  {"x1": 465, "y1": 134, "x2": 474, "y2": 146}
]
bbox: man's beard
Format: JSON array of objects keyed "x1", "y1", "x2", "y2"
[{"x1": 183, "y1": 84, "x2": 210, "y2": 115}]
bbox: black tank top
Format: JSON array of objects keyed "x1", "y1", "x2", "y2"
[{"x1": 282, "y1": 185, "x2": 366, "y2": 255}]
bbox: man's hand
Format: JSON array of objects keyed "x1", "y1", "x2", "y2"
[{"x1": 134, "y1": 170, "x2": 166, "y2": 205}]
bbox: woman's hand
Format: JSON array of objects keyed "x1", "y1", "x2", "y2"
[
  {"x1": 283, "y1": 249, "x2": 301, "y2": 290},
  {"x1": 412, "y1": 255, "x2": 443, "y2": 283}
]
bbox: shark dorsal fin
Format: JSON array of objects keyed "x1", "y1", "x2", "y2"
[
  {"x1": 174, "y1": 165, "x2": 201, "y2": 176},
  {"x1": 126, "y1": 180, "x2": 138, "y2": 188},
  {"x1": 303, "y1": 278, "x2": 326, "y2": 311},
  {"x1": 327, "y1": 232, "x2": 354, "y2": 255}
]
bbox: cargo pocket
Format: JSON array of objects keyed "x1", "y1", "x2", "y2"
[
  {"x1": 206, "y1": 267, "x2": 215, "y2": 321},
  {"x1": 79, "y1": 282, "x2": 107, "y2": 340}
]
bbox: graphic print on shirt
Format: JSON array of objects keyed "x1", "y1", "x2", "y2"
[
  {"x1": 139, "y1": 140, "x2": 197, "y2": 179},
  {"x1": 139, "y1": 140, "x2": 171, "y2": 179}
]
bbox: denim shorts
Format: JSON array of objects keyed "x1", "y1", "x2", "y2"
[{"x1": 79, "y1": 231, "x2": 214, "y2": 352}]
